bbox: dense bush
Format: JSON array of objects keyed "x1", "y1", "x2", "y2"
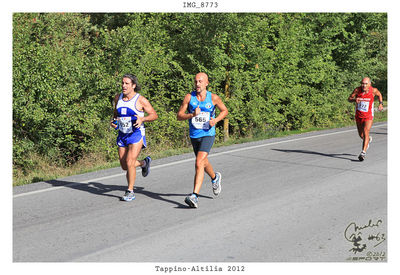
[{"x1": 13, "y1": 13, "x2": 387, "y2": 178}]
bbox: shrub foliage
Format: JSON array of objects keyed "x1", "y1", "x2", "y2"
[{"x1": 13, "y1": 13, "x2": 387, "y2": 177}]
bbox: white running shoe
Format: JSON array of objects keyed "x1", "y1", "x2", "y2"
[
  {"x1": 184, "y1": 193, "x2": 198, "y2": 208},
  {"x1": 358, "y1": 151, "x2": 366, "y2": 161},
  {"x1": 122, "y1": 190, "x2": 135, "y2": 201},
  {"x1": 211, "y1": 172, "x2": 222, "y2": 196},
  {"x1": 367, "y1": 136, "x2": 372, "y2": 150}
]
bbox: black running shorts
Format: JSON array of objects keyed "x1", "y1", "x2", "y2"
[{"x1": 190, "y1": 136, "x2": 215, "y2": 155}]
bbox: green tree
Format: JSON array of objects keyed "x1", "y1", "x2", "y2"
[
  {"x1": 12, "y1": 12, "x2": 387, "y2": 185},
  {"x1": 13, "y1": 13, "x2": 113, "y2": 170}
]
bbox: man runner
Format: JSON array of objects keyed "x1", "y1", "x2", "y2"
[
  {"x1": 177, "y1": 72, "x2": 228, "y2": 208},
  {"x1": 111, "y1": 74, "x2": 158, "y2": 201},
  {"x1": 348, "y1": 77, "x2": 383, "y2": 161}
]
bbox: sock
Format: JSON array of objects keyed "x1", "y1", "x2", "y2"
[
  {"x1": 127, "y1": 189, "x2": 133, "y2": 193},
  {"x1": 193, "y1": 192, "x2": 199, "y2": 197}
]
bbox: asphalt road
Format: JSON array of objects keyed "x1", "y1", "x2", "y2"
[{"x1": 13, "y1": 123, "x2": 387, "y2": 262}]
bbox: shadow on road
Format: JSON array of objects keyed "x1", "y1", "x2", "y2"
[
  {"x1": 46, "y1": 179, "x2": 125, "y2": 199},
  {"x1": 370, "y1": 131, "x2": 387, "y2": 135},
  {"x1": 45, "y1": 179, "x2": 212, "y2": 208},
  {"x1": 135, "y1": 186, "x2": 212, "y2": 209},
  {"x1": 271, "y1": 148, "x2": 359, "y2": 161}
]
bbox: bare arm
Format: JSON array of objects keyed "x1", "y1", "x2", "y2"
[
  {"x1": 348, "y1": 88, "x2": 358, "y2": 103},
  {"x1": 210, "y1": 94, "x2": 228, "y2": 127},
  {"x1": 136, "y1": 96, "x2": 158, "y2": 126},
  {"x1": 177, "y1": 94, "x2": 199, "y2": 121},
  {"x1": 111, "y1": 94, "x2": 120, "y2": 128},
  {"x1": 373, "y1": 88, "x2": 383, "y2": 103},
  {"x1": 373, "y1": 88, "x2": 384, "y2": 111}
]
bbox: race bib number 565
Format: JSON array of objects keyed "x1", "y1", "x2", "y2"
[{"x1": 192, "y1": 112, "x2": 210, "y2": 129}]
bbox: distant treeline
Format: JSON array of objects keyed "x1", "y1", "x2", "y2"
[{"x1": 13, "y1": 13, "x2": 387, "y2": 174}]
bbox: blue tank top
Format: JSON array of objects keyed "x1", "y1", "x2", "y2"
[{"x1": 188, "y1": 91, "x2": 216, "y2": 138}]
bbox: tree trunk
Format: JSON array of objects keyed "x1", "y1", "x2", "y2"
[{"x1": 224, "y1": 71, "x2": 230, "y2": 141}]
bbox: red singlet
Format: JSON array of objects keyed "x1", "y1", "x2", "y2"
[{"x1": 355, "y1": 86, "x2": 374, "y2": 121}]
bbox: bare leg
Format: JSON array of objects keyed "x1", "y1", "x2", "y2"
[
  {"x1": 204, "y1": 157, "x2": 216, "y2": 180},
  {"x1": 356, "y1": 120, "x2": 364, "y2": 140},
  {"x1": 362, "y1": 120, "x2": 373, "y2": 152},
  {"x1": 118, "y1": 141, "x2": 144, "y2": 190},
  {"x1": 193, "y1": 151, "x2": 215, "y2": 194}
]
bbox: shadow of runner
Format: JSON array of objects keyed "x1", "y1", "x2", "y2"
[
  {"x1": 135, "y1": 186, "x2": 212, "y2": 209},
  {"x1": 271, "y1": 148, "x2": 358, "y2": 161},
  {"x1": 369, "y1": 131, "x2": 387, "y2": 135},
  {"x1": 46, "y1": 179, "x2": 126, "y2": 199},
  {"x1": 46, "y1": 180, "x2": 212, "y2": 208}
]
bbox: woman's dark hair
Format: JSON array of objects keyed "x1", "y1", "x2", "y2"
[{"x1": 122, "y1": 74, "x2": 141, "y2": 92}]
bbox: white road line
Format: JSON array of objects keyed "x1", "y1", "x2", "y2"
[{"x1": 13, "y1": 124, "x2": 386, "y2": 198}]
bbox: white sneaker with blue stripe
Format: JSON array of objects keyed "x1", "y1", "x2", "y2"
[
  {"x1": 212, "y1": 172, "x2": 222, "y2": 196},
  {"x1": 185, "y1": 193, "x2": 199, "y2": 208},
  {"x1": 122, "y1": 190, "x2": 135, "y2": 201}
]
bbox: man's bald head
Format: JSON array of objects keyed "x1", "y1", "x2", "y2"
[
  {"x1": 361, "y1": 77, "x2": 371, "y2": 84},
  {"x1": 361, "y1": 77, "x2": 371, "y2": 92},
  {"x1": 195, "y1": 72, "x2": 209, "y2": 82},
  {"x1": 194, "y1": 72, "x2": 209, "y2": 93}
]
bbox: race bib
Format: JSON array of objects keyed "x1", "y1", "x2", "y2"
[
  {"x1": 118, "y1": 117, "x2": 134, "y2": 133},
  {"x1": 357, "y1": 101, "x2": 370, "y2": 112},
  {"x1": 191, "y1": 112, "x2": 210, "y2": 130}
]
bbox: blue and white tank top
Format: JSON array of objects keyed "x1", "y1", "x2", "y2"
[
  {"x1": 188, "y1": 91, "x2": 216, "y2": 138},
  {"x1": 116, "y1": 93, "x2": 145, "y2": 135}
]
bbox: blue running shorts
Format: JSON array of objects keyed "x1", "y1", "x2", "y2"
[{"x1": 117, "y1": 130, "x2": 147, "y2": 148}]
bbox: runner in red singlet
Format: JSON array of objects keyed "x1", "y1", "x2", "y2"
[{"x1": 348, "y1": 77, "x2": 383, "y2": 161}]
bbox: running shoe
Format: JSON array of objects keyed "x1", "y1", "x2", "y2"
[
  {"x1": 211, "y1": 172, "x2": 222, "y2": 196},
  {"x1": 358, "y1": 151, "x2": 366, "y2": 161},
  {"x1": 142, "y1": 156, "x2": 152, "y2": 177},
  {"x1": 184, "y1": 193, "x2": 198, "y2": 208},
  {"x1": 367, "y1": 136, "x2": 372, "y2": 150},
  {"x1": 122, "y1": 190, "x2": 135, "y2": 201}
]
